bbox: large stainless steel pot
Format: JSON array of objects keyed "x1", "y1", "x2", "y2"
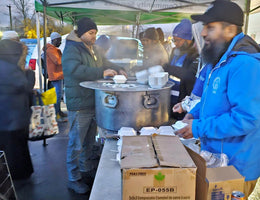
[{"x1": 80, "y1": 80, "x2": 173, "y2": 131}]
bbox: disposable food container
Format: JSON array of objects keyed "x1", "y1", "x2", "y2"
[
  {"x1": 148, "y1": 72, "x2": 169, "y2": 89},
  {"x1": 113, "y1": 75, "x2": 127, "y2": 84}
]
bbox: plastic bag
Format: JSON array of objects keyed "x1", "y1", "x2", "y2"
[
  {"x1": 41, "y1": 87, "x2": 57, "y2": 105},
  {"x1": 200, "y1": 150, "x2": 229, "y2": 168},
  {"x1": 181, "y1": 96, "x2": 201, "y2": 112}
]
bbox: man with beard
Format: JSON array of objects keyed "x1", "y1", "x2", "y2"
[
  {"x1": 163, "y1": 19, "x2": 199, "y2": 116},
  {"x1": 175, "y1": 0, "x2": 260, "y2": 198},
  {"x1": 62, "y1": 17, "x2": 126, "y2": 194}
]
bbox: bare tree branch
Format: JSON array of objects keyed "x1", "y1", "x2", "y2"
[{"x1": 10, "y1": 0, "x2": 34, "y2": 22}]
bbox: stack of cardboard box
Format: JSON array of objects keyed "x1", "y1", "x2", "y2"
[{"x1": 120, "y1": 135, "x2": 244, "y2": 200}]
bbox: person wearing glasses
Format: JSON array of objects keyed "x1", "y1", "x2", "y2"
[{"x1": 163, "y1": 19, "x2": 199, "y2": 119}]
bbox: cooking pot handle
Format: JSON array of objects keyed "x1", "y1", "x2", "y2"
[
  {"x1": 102, "y1": 94, "x2": 118, "y2": 108},
  {"x1": 143, "y1": 94, "x2": 159, "y2": 109}
]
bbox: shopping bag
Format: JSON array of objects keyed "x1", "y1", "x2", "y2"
[
  {"x1": 29, "y1": 104, "x2": 59, "y2": 139},
  {"x1": 41, "y1": 87, "x2": 57, "y2": 105},
  {"x1": 29, "y1": 90, "x2": 59, "y2": 139},
  {"x1": 42, "y1": 104, "x2": 59, "y2": 136}
]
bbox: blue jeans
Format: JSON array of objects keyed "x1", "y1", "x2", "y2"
[
  {"x1": 51, "y1": 80, "x2": 62, "y2": 114},
  {"x1": 66, "y1": 109, "x2": 97, "y2": 181}
]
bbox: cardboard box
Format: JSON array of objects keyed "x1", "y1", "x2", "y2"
[
  {"x1": 121, "y1": 135, "x2": 198, "y2": 200},
  {"x1": 205, "y1": 166, "x2": 244, "y2": 200},
  {"x1": 185, "y1": 146, "x2": 207, "y2": 200},
  {"x1": 120, "y1": 135, "x2": 245, "y2": 200},
  {"x1": 186, "y1": 147, "x2": 245, "y2": 200}
]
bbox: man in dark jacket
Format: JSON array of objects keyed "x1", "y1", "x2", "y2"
[
  {"x1": 164, "y1": 19, "x2": 199, "y2": 110},
  {"x1": 0, "y1": 33, "x2": 35, "y2": 179},
  {"x1": 62, "y1": 17, "x2": 126, "y2": 194}
]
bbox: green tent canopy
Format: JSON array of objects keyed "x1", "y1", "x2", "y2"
[
  {"x1": 35, "y1": 0, "x2": 260, "y2": 26},
  {"x1": 35, "y1": 1, "x2": 191, "y2": 25},
  {"x1": 34, "y1": 0, "x2": 218, "y2": 25}
]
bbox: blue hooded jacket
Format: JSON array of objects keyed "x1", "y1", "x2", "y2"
[{"x1": 190, "y1": 33, "x2": 260, "y2": 181}]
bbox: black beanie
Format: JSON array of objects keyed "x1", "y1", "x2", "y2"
[
  {"x1": 143, "y1": 28, "x2": 159, "y2": 41},
  {"x1": 76, "y1": 17, "x2": 97, "y2": 38}
]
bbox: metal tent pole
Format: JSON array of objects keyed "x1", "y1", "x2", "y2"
[
  {"x1": 43, "y1": 2, "x2": 48, "y2": 146},
  {"x1": 244, "y1": 0, "x2": 251, "y2": 35},
  {"x1": 43, "y1": 4, "x2": 47, "y2": 92},
  {"x1": 36, "y1": 12, "x2": 42, "y2": 92}
]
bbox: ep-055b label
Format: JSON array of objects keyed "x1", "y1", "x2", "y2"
[{"x1": 144, "y1": 187, "x2": 177, "y2": 193}]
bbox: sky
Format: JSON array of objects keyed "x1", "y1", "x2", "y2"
[
  {"x1": 0, "y1": 0, "x2": 34, "y2": 27},
  {"x1": 0, "y1": 5, "x2": 11, "y2": 27},
  {"x1": 248, "y1": 12, "x2": 260, "y2": 43}
]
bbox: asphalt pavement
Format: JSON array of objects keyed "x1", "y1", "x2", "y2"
[{"x1": 13, "y1": 104, "x2": 101, "y2": 200}]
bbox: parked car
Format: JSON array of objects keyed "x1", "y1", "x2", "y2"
[
  {"x1": 20, "y1": 38, "x2": 38, "y2": 67},
  {"x1": 106, "y1": 36, "x2": 143, "y2": 76}
]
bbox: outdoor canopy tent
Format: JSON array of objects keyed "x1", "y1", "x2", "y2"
[
  {"x1": 34, "y1": 0, "x2": 196, "y2": 25},
  {"x1": 34, "y1": 0, "x2": 260, "y2": 91},
  {"x1": 34, "y1": 0, "x2": 259, "y2": 26}
]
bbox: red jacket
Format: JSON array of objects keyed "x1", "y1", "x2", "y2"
[{"x1": 46, "y1": 43, "x2": 64, "y2": 81}]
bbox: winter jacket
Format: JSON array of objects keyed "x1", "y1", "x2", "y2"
[
  {"x1": 0, "y1": 40, "x2": 35, "y2": 131},
  {"x1": 46, "y1": 43, "x2": 64, "y2": 81},
  {"x1": 191, "y1": 64, "x2": 208, "y2": 98},
  {"x1": 164, "y1": 44, "x2": 199, "y2": 101},
  {"x1": 190, "y1": 33, "x2": 260, "y2": 181},
  {"x1": 143, "y1": 42, "x2": 169, "y2": 68},
  {"x1": 62, "y1": 31, "x2": 122, "y2": 111}
]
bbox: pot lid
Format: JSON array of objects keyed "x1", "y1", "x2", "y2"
[{"x1": 80, "y1": 80, "x2": 174, "y2": 92}]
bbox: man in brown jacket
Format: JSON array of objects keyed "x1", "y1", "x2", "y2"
[{"x1": 46, "y1": 32, "x2": 67, "y2": 120}]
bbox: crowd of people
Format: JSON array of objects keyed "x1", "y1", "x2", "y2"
[{"x1": 0, "y1": 0, "x2": 260, "y2": 198}]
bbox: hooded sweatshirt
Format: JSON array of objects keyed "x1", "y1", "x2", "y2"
[{"x1": 190, "y1": 33, "x2": 260, "y2": 181}]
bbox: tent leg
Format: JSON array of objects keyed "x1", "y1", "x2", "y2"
[
  {"x1": 36, "y1": 12, "x2": 43, "y2": 92},
  {"x1": 43, "y1": 5, "x2": 47, "y2": 92},
  {"x1": 244, "y1": 0, "x2": 251, "y2": 35},
  {"x1": 43, "y1": 138, "x2": 48, "y2": 146}
]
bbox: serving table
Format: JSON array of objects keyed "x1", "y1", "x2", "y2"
[{"x1": 89, "y1": 138, "x2": 121, "y2": 200}]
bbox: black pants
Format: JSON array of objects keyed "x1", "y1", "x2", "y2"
[{"x1": 0, "y1": 128, "x2": 34, "y2": 180}]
